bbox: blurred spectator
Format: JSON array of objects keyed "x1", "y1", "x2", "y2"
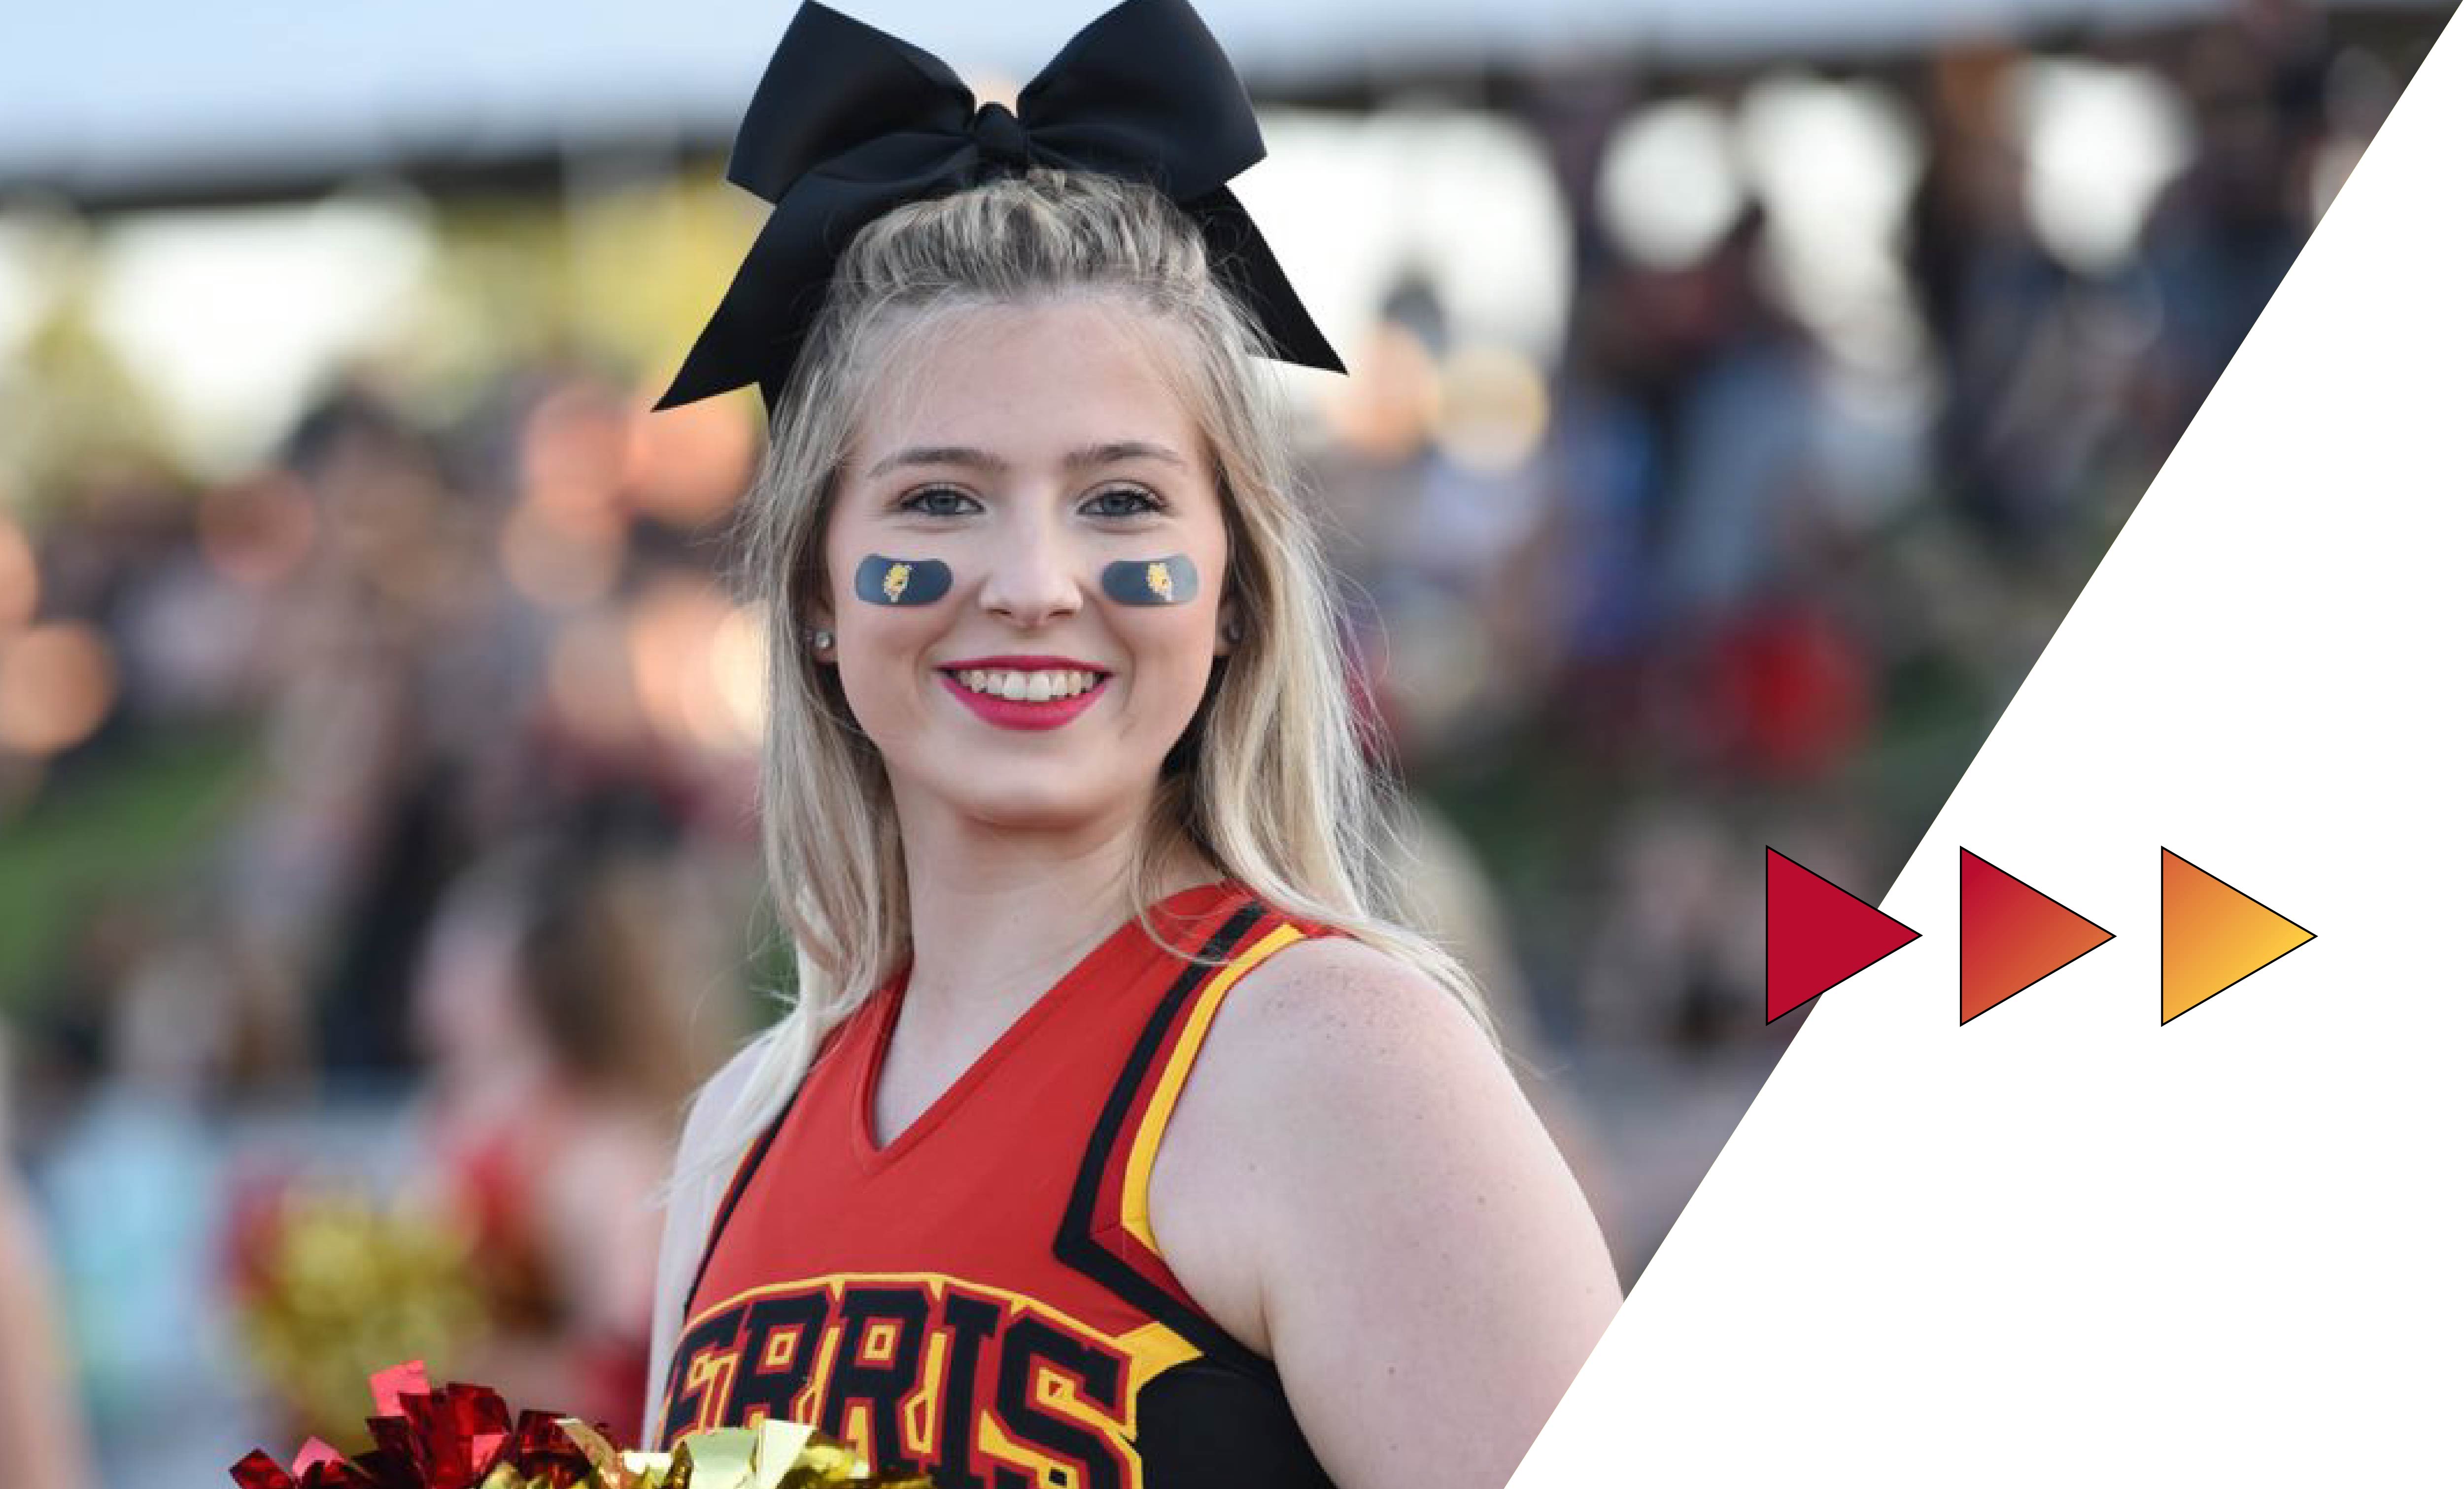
[
  {"x1": 0, "y1": 1037, "x2": 98, "y2": 1489},
  {"x1": 24, "y1": 937, "x2": 243, "y2": 1487},
  {"x1": 407, "y1": 829, "x2": 738, "y2": 1433}
]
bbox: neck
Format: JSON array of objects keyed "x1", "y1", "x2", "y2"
[{"x1": 890, "y1": 782, "x2": 1219, "y2": 1023}]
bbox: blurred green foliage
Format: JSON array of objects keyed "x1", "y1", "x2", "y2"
[{"x1": 0, "y1": 729, "x2": 257, "y2": 1010}]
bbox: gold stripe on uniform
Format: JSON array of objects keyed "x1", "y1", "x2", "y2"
[{"x1": 1119, "y1": 923, "x2": 1307, "y2": 1252}]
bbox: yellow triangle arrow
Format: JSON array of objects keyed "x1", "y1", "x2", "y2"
[{"x1": 2160, "y1": 848, "x2": 2315, "y2": 1023}]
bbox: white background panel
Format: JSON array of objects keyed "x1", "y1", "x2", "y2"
[{"x1": 1517, "y1": 12, "x2": 2462, "y2": 1484}]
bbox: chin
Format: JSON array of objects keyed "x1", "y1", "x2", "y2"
[{"x1": 942, "y1": 764, "x2": 1133, "y2": 834}]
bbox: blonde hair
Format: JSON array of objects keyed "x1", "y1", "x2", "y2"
[{"x1": 676, "y1": 168, "x2": 1486, "y2": 1188}]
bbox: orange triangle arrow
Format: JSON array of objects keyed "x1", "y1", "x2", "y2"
[
  {"x1": 2161, "y1": 848, "x2": 2314, "y2": 1023},
  {"x1": 1959, "y1": 849, "x2": 2115, "y2": 1024}
]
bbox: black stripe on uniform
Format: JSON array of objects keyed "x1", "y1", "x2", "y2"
[
  {"x1": 679, "y1": 1052, "x2": 810, "y2": 1326},
  {"x1": 1053, "y1": 898, "x2": 1279, "y2": 1382}
]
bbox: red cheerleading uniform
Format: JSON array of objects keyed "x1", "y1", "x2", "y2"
[{"x1": 658, "y1": 881, "x2": 1340, "y2": 1489}]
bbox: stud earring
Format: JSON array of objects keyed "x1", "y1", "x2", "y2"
[{"x1": 809, "y1": 625, "x2": 834, "y2": 653}]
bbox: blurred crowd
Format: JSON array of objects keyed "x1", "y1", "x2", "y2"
[{"x1": 0, "y1": 2, "x2": 2427, "y2": 1481}]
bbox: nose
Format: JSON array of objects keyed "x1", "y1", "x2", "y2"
[{"x1": 977, "y1": 504, "x2": 1084, "y2": 629}]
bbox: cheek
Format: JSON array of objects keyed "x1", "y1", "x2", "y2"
[
  {"x1": 830, "y1": 605, "x2": 950, "y2": 722},
  {"x1": 1119, "y1": 601, "x2": 1222, "y2": 704},
  {"x1": 1111, "y1": 540, "x2": 1229, "y2": 701}
]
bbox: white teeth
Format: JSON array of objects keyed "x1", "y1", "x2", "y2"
[{"x1": 951, "y1": 668, "x2": 1100, "y2": 701}]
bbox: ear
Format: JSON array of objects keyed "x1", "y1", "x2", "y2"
[{"x1": 1214, "y1": 599, "x2": 1244, "y2": 658}]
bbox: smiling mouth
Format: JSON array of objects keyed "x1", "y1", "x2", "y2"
[{"x1": 939, "y1": 666, "x2": 1108, "y2": 702}]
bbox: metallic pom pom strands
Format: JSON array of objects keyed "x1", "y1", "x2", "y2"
[
  {"x1": 228, "y1": 1359, "x2": 933, "y2": 1489},
  {"x1": 854, "y1": 555, "x2": 952, "y2": 606},
  {"x1": 1101, "y1": 555, "x2": 1200, "y2": 606}
]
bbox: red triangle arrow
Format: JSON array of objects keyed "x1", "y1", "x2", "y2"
[{"x1": 1766, "y1": 847, "x2": 1921, "y2": 1022}]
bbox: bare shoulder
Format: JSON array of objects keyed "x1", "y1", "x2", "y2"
[
  {"x1": 1159, "y1": 933, "x2": 1526, "y2": 1207},
  {"x1": 655, "y1": 1023, "x2": 805, "y2": 1251},
  {"x1": 1151, "y1": 931, "x2": 1619, "y2": 1488},
  {"x1": 1187, "y1": 932, "x2": 1565, "y2": 1228},
  {"x1": 652, "y1": 1026, "x2": 775, "y2": 1239},
  {"x1": 1200, "y1": 933, "x2": 1500, "y2": 1092},
  {"x1": 681, "y1": 1031, "x2": 775, "y2": 1148},
  {"x1": 1148, "y1": 935, "x2": 1503, "y2": 1353}
]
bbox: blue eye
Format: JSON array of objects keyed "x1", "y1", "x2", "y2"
[
  {"x1": 899, "y1": 486, "x2": 980, "y2": 518},
  {"x1": 1084, "y1": 486, "x2": 1164, "y2": 519}
]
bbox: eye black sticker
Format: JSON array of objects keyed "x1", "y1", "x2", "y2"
[
  {"x1": 1101, "y1": 555, "x2": 1199, "y2": 606},
  {"x1": 855, "y1": 555, "x2": 952, "y2": 606}
]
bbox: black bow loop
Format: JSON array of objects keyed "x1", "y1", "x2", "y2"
[
  {"x1": 655, "y1": 0, "x2": 1345, "y2": 413},
  {"x1": 723, "y1": 5, "x2": 973, "y2": 204},
  {"x1": 1010, "y1": 0, "x2": 1264, "y2": 199}
]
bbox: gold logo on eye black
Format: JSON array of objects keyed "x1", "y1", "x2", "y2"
[
  {"x1": 885, "y1": 562, "x2": 912, "y2": 603},
  {"x1": 1146, "y1": 562, "x2": 1173, "y2": 602}
]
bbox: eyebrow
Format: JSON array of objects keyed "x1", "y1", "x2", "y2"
[{"x1": 861, "y1": 440, "x2": 1191, "y2": 480}]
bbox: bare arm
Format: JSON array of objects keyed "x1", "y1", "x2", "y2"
[
  {"x1": 0, "y1": 1175, "x2": 94, "y2": 1489},
  {"x1": 640, "y1": 1040, "x2": 768, "y2": 1449},
  {"x1": 1150, "y1": 938, "x2": 1622, "y2": 1489}
]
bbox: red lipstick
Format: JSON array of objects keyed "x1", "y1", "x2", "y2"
[
  {"x1": 936, "y1": 656, "x2": 1111, "y2": 732},
  {"x1": 939, "y1": 654, "x2": 1108, "y2": 672}
]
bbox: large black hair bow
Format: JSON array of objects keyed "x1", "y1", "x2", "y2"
[{"x1": 654, "y1": 0, "x2": 1347, "y2": 413}]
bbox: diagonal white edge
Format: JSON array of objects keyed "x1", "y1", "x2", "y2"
[{"x1": 1514, "y1": 9, "x2": 2464, "y2": 1484}]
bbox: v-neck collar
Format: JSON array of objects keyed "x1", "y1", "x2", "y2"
[{"x1": 847, "y1": 879, "x2": 1239, "y2": 1173}]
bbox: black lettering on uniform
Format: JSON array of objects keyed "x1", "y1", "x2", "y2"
[
  {"x1": 721, "y1": 1293, "x2": 834, "y2": 1425},
  {"x1": 991, "y1": 1316, "x2": 1127, "y2": 1489},
  {"x1": 660, "y1": 1304, "x2": 747, "y2": 1446},
  {"x1": 818, "y1": 1286, "x2": 932, "y2": 1472},
  {"x1": 930, "y1": 1289, "x2": 1005, "y2": 1489}
]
